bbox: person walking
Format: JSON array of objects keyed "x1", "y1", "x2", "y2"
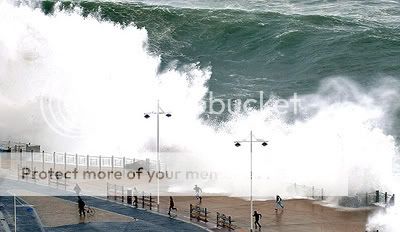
[
  {"x1": 253, "y1": 210, "x2": 262, "y2": 229},
  {"x1": 193, "y1": 185, "x2": 203, "y2": 203},
  {"x1": 74, "y1": 183, "x2": 81, "y2": 196},
  {"x1": 168, "y1": 196, "x2": 177, "y2": 215},
  {"x1": 77, "y1": 196, "x2": 86, "y2": 217},
  {"x1": 275, "y1": 195, "x2": 284, "y2": 213},
  {"x1": 389, "y1": 194, "x2": 395, "y2": 207}
]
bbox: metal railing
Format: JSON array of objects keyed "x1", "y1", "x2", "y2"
[
  {"x1": 289, "y1": 183, "x2": 325, "y2": 200},
  {"x1": 358, "y1": 190, "x2": 395, "y2": 207},
  {"x1": 14, "y1": 150, "x2": 163, "y2": 172},
  {"x1": 106, "y1": 183, "x2": 156, "y2": 210},
  {"x1": 1, "y1": 140, "x2": 164, "y2": 172}
]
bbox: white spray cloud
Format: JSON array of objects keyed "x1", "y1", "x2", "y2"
[
  {"x1": 367, "y1": 204, "x2": 400, "y2": 232},
  {"x1": 0, "y1": 1, "x2": 211, "y2": 153}
]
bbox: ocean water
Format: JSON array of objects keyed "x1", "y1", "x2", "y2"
[
  {"x1": 41, "y1": 1, "x2": 400, "y2": 95},
  {"x1": 39, "y1": 1, "x2": 400, "y2": 127}
]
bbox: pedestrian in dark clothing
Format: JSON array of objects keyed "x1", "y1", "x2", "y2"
[
  {"x1": 78, "y1": 196, "x2": 86, "y2": 217},
  {"x1": 253, "y1": 210, "x2": 262, "y2": 229},
  {"x1": 389, "y1": 194, "x2": 395, "y2": 206},
  {"x1": 168, "y1": 196, "x2": 177, "y2": 215}
]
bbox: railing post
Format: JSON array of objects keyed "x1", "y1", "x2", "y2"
[
  {"x1": 53, "y1": 152, "x2": 56, "y2": 170},
  {"x1": 75, "y1": 154, "x2": 78, "y2": 170},
  {"x1": 190, "y1": 204, "x2": 193, "y2": 220},
  {"x1": 122, "y1": 157, "x2": 126, "y2": 176},
  {"x1": 42, "y1": 151, "x2": 45, "y2": 170},
  {"x1": 385, "y1": 192, "x2": 388, "y2": 204},
  {"x1": 86, "y1": 155, "x2": 89, "y2": 170},
  {"x1": 134, "y1": 194, "x2": 138, "y2": 208},
  {"x1": 64, "y1": 153, "x2": 67, "y2": 172},
  {"x1": 31, "y1": 150, "x2": 33, "y2": 171},
  {"x1": 142, "y1": 192, "x2": 145, "y2": 208},
  {"x1": 321, "y1": 188, "x2": 324, "y2": 200},
  {"x1": 205, "y1": 207, "x2": 208, "y2": 222},
  {"x1": 122, "y1": 186, "x2": 124, "y2": 203},
  {"x1": 111, "y1": 156, "x2": 114, "y2": 172},
  {"x1": 114, "y1": 184, "x2": 117, "y2": 201},
  {"x1": 106, "y1": 182, "x2": 109, "y2": 199},
  {"x1": 376, "y1": 190, "x2": 380, "y2": 203},
  {"x1": 99, "y1": 155, "x2": 102, "y2": 171},
  {"x1": 127, "y1": 189, "x2": 132, "y2": 205},
  {"x1": 17, "y1": 164, "x2": 20, "y2": 180},
  {"x1": 149, "y1": 194, "x2": 152, "y2": 210},
  {"x1": 366, "y1": 192, "x2": 368, "y2": 206},
  {"x1": 19, "y1": 149, "x2": 22, "y2": 166}
]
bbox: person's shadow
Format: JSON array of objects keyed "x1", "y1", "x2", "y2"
[
  {"x1": 275, "y1": 210, "x2": 284, "y2": 224},
  {"x1": 79, "y1": 216, "x2": 85, "y2": 224}
]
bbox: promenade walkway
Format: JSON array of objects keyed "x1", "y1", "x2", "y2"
[
  {"x1": 0, "y1": 179, "x2": 207, "y2": 232},
  {"x1": 158, "y1": 196, "x2": 372, "y2": 232},
  {"x1": 0, "y1": 196, "x2": 44, "y2": 232},
  {"x1": 0, "y1": 178, "x2": 375, "y2": 232}
]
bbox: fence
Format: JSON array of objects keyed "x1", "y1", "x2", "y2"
[
  {"x1": 360, "y1": 190, "x2": 395, "y2": 207},
  {"x1": 216, "y1": 212, "x2": 236, "y2": 230},
  {"x1": 190, "y1": 204, "x2": 208, "y2": 223},
  {"x1": 106, "y1": 183, "x2": 156, "y2": 210},
  {"x1": 106, "y1": 183, "x2": 125, "y2": 202},
  {"x1": 1, "y1": 140, "x2": 166, "y2": 172},
  {"x1": 48, "y1": 174, "x2": 68, "y2": 190},
  {"x1": 12, "y1": 149, "x2": 163, "y2": 173},
  {"x1": 140, "y1": 193, "x2": 156, "y2": 210},
  {"x1": 290, "y1": 183, "x2": 324, "y2": 200}
]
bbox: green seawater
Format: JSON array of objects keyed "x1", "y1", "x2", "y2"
[{"x1": 39, "y1": 1, "x2": 400, "y2": 140}]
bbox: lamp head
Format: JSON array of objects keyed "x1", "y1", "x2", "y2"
[
  {"x1": 234, "y1": 142, "x2": 241, "y2": 147},
  {"x1": 261, "y1": 141, "x2": 268, "y2": 146},
  {"x1": 166, "y1": 113, "x2": 172, "y2": 117},
  {"x1": 144, "y1": 114, "x2": 150, "y2": 119}
]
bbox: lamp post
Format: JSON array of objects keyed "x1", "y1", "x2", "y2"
[
  {"x1": 144, "y1": 99, "x2": 172, "y2": 211},
  {"x1": 234, "y1": 130, "x2": 268, "y2": 232},
  {"x1": 7, "y1": 191, "x2": 33, "y2": 232},
  {"x1": 14, "y1": 193, "x2": 16, "y2": 232}
]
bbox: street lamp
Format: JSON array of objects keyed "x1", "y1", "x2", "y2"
[
  {"x1": 144, "y1": 99, "x2": 172, "y2": 211},
  {"x1": 234, "y1": 130, "x2": 268, "y2": 232}
]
